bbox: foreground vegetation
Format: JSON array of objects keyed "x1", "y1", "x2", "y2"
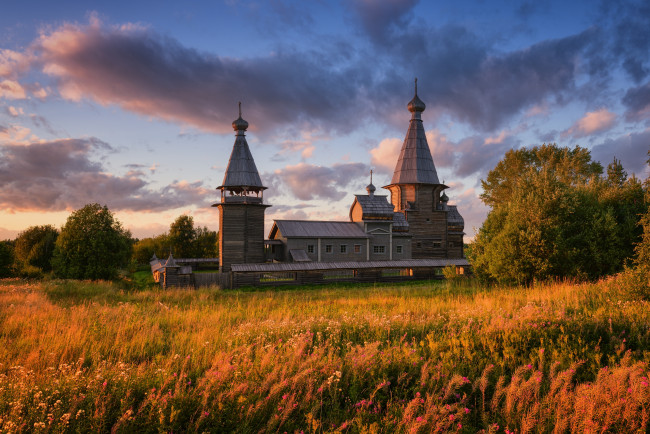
[{"x1": 1, "y1": 276, "x2": 649, "y2": 433}]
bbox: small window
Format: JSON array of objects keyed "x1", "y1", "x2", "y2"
[
  {"x1": 416, "y1": 242, "x2": 422, "y2": 248},
  {"x1": 396, "y1": 245, "x2": 403, "y2": 254},
  {"x1": 340, "y1": 245, "x2": 347, "y2": 253},
  {"x1": 448, "y1": 242, "x2": 454, "y2": 248},
  {"x1": 307, "y1": 245, "x2": 314, "y2": 254},
  {"x1": 433, "y1": 241, "x2": 442, "y2": 248},
  {"x1": 325, "y1": 245, "x2": 333, "y2": 253},
  {"x1": 354, "y1": 244, "x2": 361, "y2": 253},
  {"x1": 373, "y1": 245, "x2": 385, "y2": 254}
]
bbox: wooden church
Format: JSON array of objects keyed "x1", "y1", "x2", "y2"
[{"x1": 214, "y1": 82, "x2": 468, "y2": 286}]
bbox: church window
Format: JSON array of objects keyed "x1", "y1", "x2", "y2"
[
  {"x1": 433, "y1": 241, "x2": 442, "y2": 248},
  {"x1": 354, "y1": 244, "x2": 361, "y2": 253},
  {"x1": 340, "y1": 245, "x2": 348, "y2": 253},
  {"x1": 396, "y1": 245, "x2": 403, "y2": 254},
  {"x1": 307, "y1": 245, "x2": 314, "y2": 254},
  {"x1": 373, "y1": 245, "x2": 386, "y2": 254},
  {"x1": 325, "y1": 244, "x2": 332, "y2": 253}
]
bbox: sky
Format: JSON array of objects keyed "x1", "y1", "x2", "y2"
[{"x1": 1, "y1": 0, "x2": 649, "y2": 241}]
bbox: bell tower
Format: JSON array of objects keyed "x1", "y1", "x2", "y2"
[
  {"x1": 213, "y1": 103, "x2": 270, "y2": 272},
  {"x1": 383, "y1": 80, "x2": 454, "y2": 258}
]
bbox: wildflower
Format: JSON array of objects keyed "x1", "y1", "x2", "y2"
[
  {"x1": 526, "y1": 364, "x2": 533, "y2": 369},
  {"x1": 102, "y1": 381, "x2": 107, "y2": 388},
  {"x1": 203, "y1": 411, "x2": 209, "y2": 417},
  {"x1": 457, "y1": 423, "x2": 462, "y2": 429},
  {"x1": 449, "y1": 414, "x2": 455, "y2": 421},
  {"x1": 416, "y1": 392, "x2": 420, "y2": 398},
  {"x1": 282, "y1": 394, "x2": 288, "y2": 400},
  {"x1": 416, "y1": 416, "x2": 423, "y2": 422},
  {"x1": 464, "y1": 407, "x2": 470, "y2": 414}
]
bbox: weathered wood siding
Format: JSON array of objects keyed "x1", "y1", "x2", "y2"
[{"x1": 217, "y1": 203, "x2": 268, "y2": 272}]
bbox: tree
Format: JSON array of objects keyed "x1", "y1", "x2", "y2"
[
  {"x1": 169, "y1": 215, "x2": 196, "y2": 258},
  {"x1": 131, "y1": 216, "x2": 218, "y2": 265},
  {"x1": 13, "y1": 225, "x2": 58, "y2": 273},
  {"x1": 132, "y1": 234, "x2": 169, "y2": 265},
  {"x1": 0, "y1": 241, "x2": 14, "y2": 278},
  {"x1": 195, "y1": 226, "x2": 218, "y2": 258},
  {"x1": 473, "y1": 145, "x2": 645, "y2": 284},
  {"x1": 52, "y1": 204, "x2": 132, "y2": 280}
]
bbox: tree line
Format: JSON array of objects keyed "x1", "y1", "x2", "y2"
[{"x1": 0, "y1": 205, "x2": 218, "y2": 280}]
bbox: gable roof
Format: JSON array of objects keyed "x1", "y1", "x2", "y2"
[
  {"x1": 351, "y1": 194, "x2": 394, "y2": 220},
  {"x1": 270, "y1": 220, "x2": 368, "y2": 239}
]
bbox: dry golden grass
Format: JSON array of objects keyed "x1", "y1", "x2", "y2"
[{"x1": 0, "y1": 276, "x2": 648, "y2": 432}]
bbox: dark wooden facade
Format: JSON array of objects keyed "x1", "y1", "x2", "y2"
[{"x1": 217, "y1": 202, "x2": 269, "y2": 272}]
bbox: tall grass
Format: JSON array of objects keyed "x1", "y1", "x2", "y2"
[{"x1": 0, "y1": 276, "x2": 648, "y2": 432}]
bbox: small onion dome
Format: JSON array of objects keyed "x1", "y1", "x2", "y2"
[
  {"x1": 440, "y1": 191, "x2": 449, "y2": 203},
  {"x1": 408, "y1": 93, "x2": 426, "y2": 113},
  {"x1": 366, "y1": 182, "x2": 376, "y2": 195},
  {"x1": 408, "y1": 78, "x2": 426, "y2": 113},
  {"x1": 232, "y1": 102, "x2": 249, "y2": 132}
]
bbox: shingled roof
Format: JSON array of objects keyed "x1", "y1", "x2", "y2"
[
  {"x1": 270, "y1": 220, "x2": 368, "y2": 239},
  {"x1": 389, "y1": 81, "x2": 441, "y2": 185},
  {"x1": 352, "y1": 194, "x2": 395, "y2": 219},
  {"x1": 219, "y1": 104, "x2": 265, "y2": 190}
]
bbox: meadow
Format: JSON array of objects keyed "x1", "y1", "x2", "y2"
[{"x1": 0, "y1": 276, "x2": 649, "y2": 433}]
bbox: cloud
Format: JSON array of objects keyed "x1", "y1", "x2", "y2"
[
  {"x1": 271, "y1": 162, "x2": 368, "y2": 201},
  {"x1": 0, "y1": 49, "x2": 32, "y2": 79},
  {"x1": 350, "y1": 0, "x2": 419, "y2": 41},
  {"x1": 590, "y1": 129, "x2": 650, "y2": 176},
  {"x1": 622, "y1": 81, "x2": 650, "y2": 122},
  {"x1": 0, "y1": 79, "x2": 27, "y2": 99},
  {"x1": 23, "y1": 17, "x2": 376, "y2": 136},
  {"x1": 562, "y1": 108, "x2": 617, "y2": 138},
  {"x1": 370, "y1": 137, "x2": 401, "y2": 173},
  {"x1": 6, "y1": 106, "x2": 23, "y2": 117},
  {"x1": 606, "y1": 1, "x2": 650, "y2": 83},
  {"x1": 0, "y1": 137, "x2": 214, "y2": 212}
]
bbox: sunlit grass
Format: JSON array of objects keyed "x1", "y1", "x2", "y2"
[{"x1": 0, "y1": 276, "x2": 648, "y2": 432}]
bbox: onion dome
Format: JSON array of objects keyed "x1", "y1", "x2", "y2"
[
  {"x1": 407, "y1": 78, "x2": 426, "y2": 114},
  {"x1": 440, "y1": 191, "x2": 449, "y2": 203},
  {"x1": 232, "y1": 102, "x2": 249, "y2": 132},
  {"x1": 366, "y1": 169, "x2": 376, "y2": 196}
]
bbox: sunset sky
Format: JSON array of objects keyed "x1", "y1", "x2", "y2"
[{"x1": 1, "y1": 0, "x2": 648, "y2": 241}]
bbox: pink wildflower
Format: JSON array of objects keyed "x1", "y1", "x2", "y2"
[
  {"x1": 457, "y1": 423, "x2": 462, "y2": 429},
  {"x1": 282, "y1": 394, "x2": 288, "y2": 400},
  {"x1": 416, "y1": 416, "x2": 423, "y2": 422},
  {"x1": 449, "y1": 414, "x2": 455, "y2": 421},
  {"x1": 464, "y1": 407, "x2": 470, "y2": 414},
  {"x1": 102, "y1": 381, "x2": 107, "y2": 388},
  {"x1": 416, "y1": 392, "x2": 421, "y2": 398},
  {"x1": 526, "y1": 364, "x2": 533, "y2": 369},
  {"x1": 203, "y1": 411, "x2": 209, "y2": 417}
]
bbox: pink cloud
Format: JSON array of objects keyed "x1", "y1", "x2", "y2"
[
  {"x1": 0, "y1": 80, "x2": 27, "y2": 99},
  {"x1": 563, "y1": 108, "x2": 617, "y2": 138},
  {"x1": 370, "y1": 137, "x2": 401, "y2": 173}
]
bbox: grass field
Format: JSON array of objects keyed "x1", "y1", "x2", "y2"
[{"x1": 0, "y1": 276, "x2": 649, "y2": 432}]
